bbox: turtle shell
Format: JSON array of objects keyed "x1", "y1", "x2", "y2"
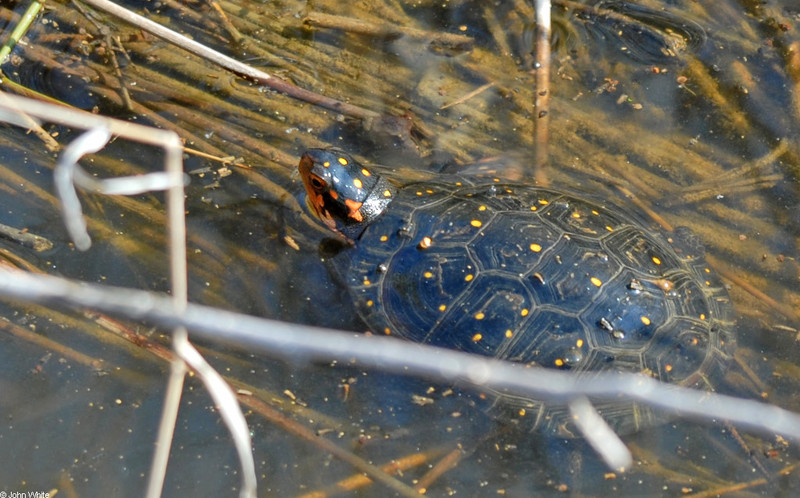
[{"x1": 299, "y1": 149, "x2": 736, "y2": 435}]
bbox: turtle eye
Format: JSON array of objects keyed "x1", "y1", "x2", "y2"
[{"x1": 309, "y1": 175, "x2": 325, "y2": 190}]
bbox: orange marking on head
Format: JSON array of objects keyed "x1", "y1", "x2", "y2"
[
  {"x1": 313, "y1": 194, "x2": 325, "y2": 211},
  {"x1": 345, "y1": 198, "x2": 364, "y2": 221},
  {"x1": 311, "y1": 194, "x2": 336, "y2": 231}
]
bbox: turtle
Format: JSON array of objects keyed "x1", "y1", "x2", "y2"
[{"x1": 298, "y1": 148, "x2": 736, "y2": 436}]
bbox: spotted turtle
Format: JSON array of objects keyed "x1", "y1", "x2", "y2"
[{"x1": 299, "y1": 148, "x2": 736, "y2": 435}]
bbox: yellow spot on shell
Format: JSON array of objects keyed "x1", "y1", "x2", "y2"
[
  {"x1": 323, "y1": 161, "x2": 330, "y2": 167},
  {"x1": 338, "y1": 157, "x2": 348, "y2": 165},
  {"x1": 423, "y1": 271, "x2": 433, "y2": 279},
  {"x1": 665, "y1": 364, "x2": 673, "y2": 372},
  {"x1": 426, "y1": 189, "x2": 434, "y2": 194},
  {"x1": 530, "y1": 206, "x2": 538, "y2": 211},
  {"x1": 361, "y1": 168, "x2": 371, "y2": 176},
  {"x1": 478, "y1": 205, "x2": 487, "y2": 211},
  {"x1": 652, "y1": 256, "x2": 662, "y2": 265},
  {"x1": 704, "y1": 267, "x2": 711, "y2": 273},
  {"x1": 641, "y1": 316, "x2": 651, "y2": 326},
  {"x1": 353, "y1": 178, "x2": 363, "y2": 189},
  {"x1": 439, "y1": 304, "x2": 447, "y2": 312},
  {"x1": 538, "y1": 199, "x2": 549, "y2": 205},
  {"x1": 470, "y1": 219, "x2": 482, "y2": 228},
  {"x1": 591, "y1": 277, "x2": 602, "y2": 287},
  {"x1": 555, "y1": 358, "x2": 564, "y2": 367},
  {"x1": 606, "y1": 225, "x2": 614, "y2": 232},
  {"x1": 505, "y1": 330, "x2": 513, "y2": 338},
  {"x1": 418, "y1": 236, "x2": 433, "y2": 249},
  {"x1": 530, "y1": 243, "x2": 542, "y2": 252},
  {"x1": 380, "y1": 235, "x2": 388, "y2": 242},
  {"x1": 366, "y1": 300, "x2": 374, "y2": 307},
  {"x1": 465, "y1": 274, "x2": 474, "y2": 282},
  {"x1": 576, "y1": 339, "x2": 584, "y2": 348},
  {"x1": 518, "y1": 408, "x2": 526, "y2": 416},
  {"x1": 699, "y1": 313, "x2": 706, "y2": 320},
  {"x1": 474, "y1": 312, "x2": 485, "y2": 320},
  {"x1": 472, "y1": 333, "x2": 482, "y2": 342},
  {"x1": 383, "y1": 328, "x2": 391, "y2": 335},
  {"x1": 592, "y1": 210, "x2": 599, "y2": 215},
  {"x1": 521, "y1": 308, "x2": 529, "y2": 317},
  {"x1": 383, "y1": 190, "x2": 392, "y2": 197},
  {"x1": 363, "y1": 279, "x2": 371, "y2": 285},
  {"x1": 571, "y1": 211, "x2": 581, "y2": 218}
]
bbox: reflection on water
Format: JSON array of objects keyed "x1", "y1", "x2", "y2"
[{"x1": 0, "y1": 0, "x2": 798, "y2": 495}]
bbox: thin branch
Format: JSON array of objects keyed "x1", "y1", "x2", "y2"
[
  {"x1": 533, "y1": 0, "x2": 551, "y2": 176},
  {"x1": 303, "y1": 11, "x2": 474, "y2": 50},
  {"x1": 0, "y1": 93, "x2": 258, "y2": 498},
  {"x1": 1, "y1": 269, "x2": 799, "y2": 452},
  {"x1": 78, "y1": 0, "x2": 381, "y2": 120},
  {"x1": 0, "y1": 222, "x2": 53, "y2": 252},
  {"x1": 0, "y1": 0, "x2": 45, "y2": 65}
]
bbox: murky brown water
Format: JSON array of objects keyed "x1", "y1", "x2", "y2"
[{"x1": 0, "y1": 0, "x2": 799, "y2": 496}]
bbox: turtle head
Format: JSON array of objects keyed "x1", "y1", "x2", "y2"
[{"x1": 299, "y1": 149, "x2": 396, "y2": 241}]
